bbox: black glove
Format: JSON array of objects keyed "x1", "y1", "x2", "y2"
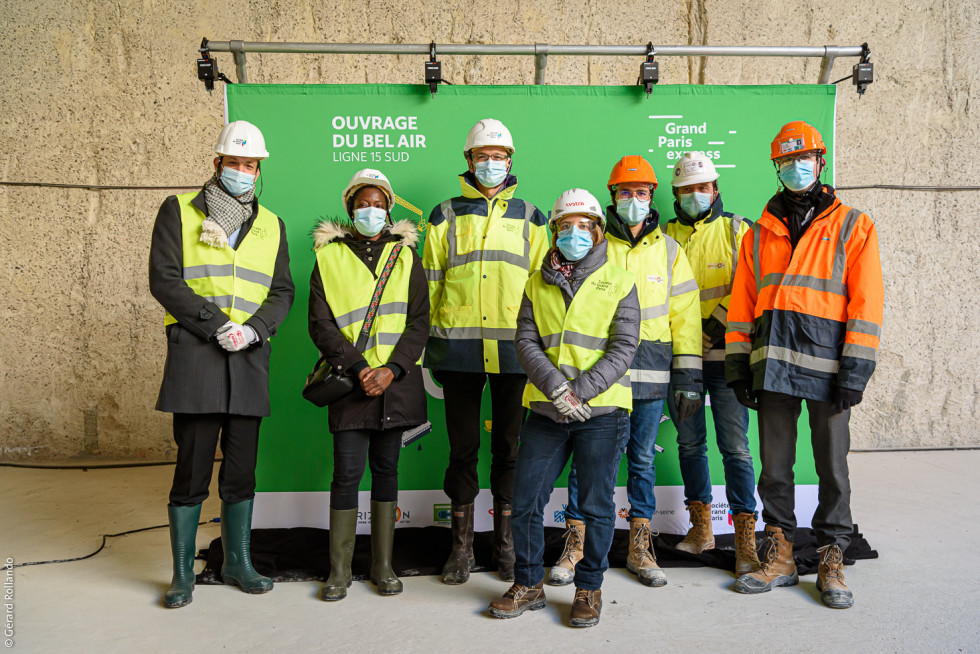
[
  {"x1": 702, "y1": 316, "x2": 727, "y2": 347},
  {"x1": 731, "y1": 380, "x2": 759, "y2": 411},
  {"x1": 835, "y1": 386, "x2": 863, "y2": 413},
  {"x1": 672, "y1": 391, "x2": 703, "y2": 423}
]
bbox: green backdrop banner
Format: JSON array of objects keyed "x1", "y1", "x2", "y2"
[{"x1": 225, "y1": 83, "x2": 834, "y2": 531}]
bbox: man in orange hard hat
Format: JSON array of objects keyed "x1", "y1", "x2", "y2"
[{"x1": 727, "y1": 121, "x2": 883, "y2": 609}]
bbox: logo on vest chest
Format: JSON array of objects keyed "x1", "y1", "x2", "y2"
[
  {"x1": 647, "y1": 275, "x2": 664, "y2": 283},
  {"x1": 590, "y1": 279, "x2": 622, "y2": 295},
  {"x1": 706, "y1": 262, "x2": 725, "y2": 269},
  {"x1": 249, "y1": 225, "x2": 270, "y2": 240}
]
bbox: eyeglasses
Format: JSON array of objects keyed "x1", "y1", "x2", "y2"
[
  {"x1": 775, "y1": 151, "x2": 818, "y2": 166},
  {"x1": 558, "y1": 220, "x2": 596, "y2": 232},
  {"x1": 472, "y1": 153, "x2": 510, "y2": 163},
  {"x1": 616, "y1": 188, "x2": 651, "y2": 201}
]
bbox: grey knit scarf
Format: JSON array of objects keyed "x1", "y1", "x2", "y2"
[{"x1": 201, "y1": 176, "x2": 255, "y2": 248}]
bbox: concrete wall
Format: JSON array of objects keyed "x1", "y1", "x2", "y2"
[{"x1": 1, "y1": 0, "x2": 977, "y2": 459}]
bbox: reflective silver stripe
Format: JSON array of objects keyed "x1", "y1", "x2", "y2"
[
  {"x1": 699, "y1": 284, "x2": 731, "y2": 300},
  {"x1": 730, "y1": 214, "x2": 744, "y2": 274},
  {"x1": 628, "y1": 368, "x2": 670, "y2": 384},
  {"x1": 562, "y1": 331, "x2": 608, "y2": 351},
  {"x1": 846, "y1": 319, "x2": 881, "y2": 338},
  {"x1": 665, "y1": 236, "x2": 677, "y2": 292},
  {"x1": 445, "y1": 200, "x2": 531, "y2": 271},
  {"x1": 424, "y1": 268, "x2": 445, "y2": 282},
  {"x1": 842, "y1": 343, "x2": 878, "y2": 361},
  {"x1": 671, "y1": 355, "x2": 702, "y2": 370},
  {"x1": 640, "y1": 305, "x2": 669, "y2": 321},
  {"x1": 703, "y1": 349, "x2": 726, "y2": 362},
  {"x1": 363, "y1": 332, "x2": 403, "y2": 351},
  {"x1": 334, "y1": 302, "x2": 409, "y2": 330},
  {"x1": 833, "y1": 208, "x2": 861, "y2": 283},
  {"x1": 727, "y1": 321, "x2": 754, "y2": 333},
  {"x1": 762, "y1": 272, "x2": 846, "y2": 296},
  {"x1": 184, "y1": 264, "x2": 272, "y2": 287},
  {"x1": 726, "y1": 341, "x2": 752, "y2": 355},
  {"x1": 752, "y1": 222, "x2": 763, "y2": 294},
  {"x1": 710, "y1": 304, "x2": 728, "y2": 325},
  {"x1": 750, "y1": 346, "x2": 839, "y2": 374},
  {"x1": 204, "y1": 295, "x2": 261, "y2": 315},
  {"x1": 671, "y1": 278, "x2": 699, "y2": 297},
  {"x1": 540, "y1": 333, "x2": 562, "y2": 349},
  {"x1": 761, "y1": 272, "x2": 784, "y2": 288},
  {"x1": 430, "y1": 325, "x2": 515, "y2": 341}
]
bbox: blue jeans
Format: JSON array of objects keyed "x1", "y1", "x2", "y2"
[
  {"x1": 566, "y1": 399, "x2": 664, "y2": 521},
  {"x1": 512, "y1": 410, "x2": 629, "y2": 591},
  {"x1": 666, "y1": 361, "x2": 757, "y2": 516}
]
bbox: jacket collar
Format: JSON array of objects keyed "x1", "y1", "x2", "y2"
[
  {"x1": 458, "y1": 171, "x2": 518, "y2": 201},
  {"x1": 759, "y1": 185, "x2": 840, "y2": 237},
  {"x1": 540, "y1": 240, "x2": 609, "y2": 288},
  {"x1": 604, "y1": 205, "x2": 661, "y2": 246}
]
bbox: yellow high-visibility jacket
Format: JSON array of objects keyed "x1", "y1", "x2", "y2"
[{"x1": 422, "y1": 172, "x2": 549, "y2": 374}]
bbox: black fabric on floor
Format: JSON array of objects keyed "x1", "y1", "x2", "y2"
[{"x1": 196, "y1": 524, "x2": 876, "y2": 584}]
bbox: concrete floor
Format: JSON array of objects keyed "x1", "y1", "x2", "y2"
[{"x1": 2, "y1": 450, "x2": 979, "y2": 653}]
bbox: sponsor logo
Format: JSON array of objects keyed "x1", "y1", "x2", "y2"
[
  {"x1": 483, "y1": 420, "x2": 492, "y2": 433},
  {"x1": 433, "y1": 503, "x2": 451, "y2": 523},
  {"x1": 566, "y1": 201, "x2": 585, "y2": 207},
  {"x1": 233, "y1": 138, "x2": 247, "y2": 147},
  {"x1": 647, "y1": 275, "x2": 665, "y2": 283},
  {"x1": 706, "y1": 262, "x2": 725, "y2": 269},
  {"x1": 554, "y1": 504, "x2": 567, "y2": 523},
  {"x1": 617, "y1": 507, "x2": 630, "y2": 520}
]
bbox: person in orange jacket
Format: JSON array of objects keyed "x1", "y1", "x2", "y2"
[{"x1": 726, "y1": 121, "x2": 883, "y2": 609}]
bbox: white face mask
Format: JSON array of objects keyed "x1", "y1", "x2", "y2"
[
  {"x1": 353, "y1": 206, "x2": 387, "y2": 237},
  {"x1": 678, "y1": 191, "x2": 712, "y2": 217},
  {"x1": 616, "y1": 198, "x2": 650, "y2": 226}
]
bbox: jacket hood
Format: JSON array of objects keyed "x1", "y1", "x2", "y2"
[{"x1": 313, "y1": 218, "x2": 420, "y2": 250}]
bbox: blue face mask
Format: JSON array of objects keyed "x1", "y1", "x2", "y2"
[
  {"x1": 616, "y1": 198, "x2": 650, "y2": 226},
  {"x1": 219, "y1": 166, "x2": 256, "y2": 197},
  {"x1": 474, "y1": 160, "x2": 509, "y2": 188},
  {"x1": 353, "y1": 206, "x2": 388, "y2": 237},
  {"x1": 556, "y1": 226, "x2": 594, "y2": 262},
  {"x1": 778, "y1": 159, "x2": 818, "y2": 193},
  {"x1": 679, "y1": 191, "x2": 712, "y2": 218}
]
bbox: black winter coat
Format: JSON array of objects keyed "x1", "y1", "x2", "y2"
[
  {"x1": 149, "y1": 190, "x2": 295, "y2": 416},
  {"x1": 308, "y1": 220, "x2": 429, "y2": 433}
]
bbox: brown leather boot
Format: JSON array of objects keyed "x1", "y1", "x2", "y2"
[
  {"x1": 547, "y1": 519, "x2": 585, "y2": 586},
  {"x1": 733, "y1": 525, "x2": 798, "y2": 594},
  {"x1": 492, "y1": 500, "x2": 515, "y2": 582},
  {"x1": 733, "y1": 512, "x2": 761, "y2": 577},
  {"x1": 626, "y1": 518, "x2": 667, "y2": 587},
  {"x1": 676, "y1": 501, "x2": 715, "y2": 554},
  {"x1": 441, "y1": 503, "x2": 475, "y2": 585},
  {"x1": 816, "y1": 544, "x2": 853, "y2": 609},
  {"x1": 569, "y1": 587, "x2": 602, "y2": 627},
  {"x1": 488, "y1": 581, "x2": 547, "y2": 619}
]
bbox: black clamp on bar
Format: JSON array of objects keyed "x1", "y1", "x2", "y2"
[
  {"x1": 852, "y1": 42, "x2": 872, "y2": 95},
  {"x1": 425, "y1": 41, "x2": 442, "y2": 96},
  {"x1": 640, "y1": 42, "x2": 659, "y2": 98}
]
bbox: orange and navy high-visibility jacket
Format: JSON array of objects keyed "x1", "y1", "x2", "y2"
[{"x1": 725, "y1": 187, "x2": 883, "y2": 402}]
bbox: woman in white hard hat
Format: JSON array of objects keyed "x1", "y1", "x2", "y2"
[
  {"x1": 149, "y1": 120, "x2": 295, "y2": 608},
  {"x1": 487, "y1": 189, "x2": 639, "y2": 628},
  {"x1": 308, "y1": 168, "x2": 429, "y2": 601}
]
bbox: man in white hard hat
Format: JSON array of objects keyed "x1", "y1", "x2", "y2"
[
  {"x1": 662, "y1": 151, "x2": 760, "y2": 577},
  {"x1": 149, "y1": 120, "x2": 294, "y2": 608},
  {"x1": 422, "y1": 118, "x2": 550, "y2": 585}
]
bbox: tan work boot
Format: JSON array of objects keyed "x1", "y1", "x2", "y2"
[
  {"x1": 569, "y1": 587, "x2": 602, "y2": 627},
  {"x1": 488, "y1": 581, "x2": 547, "y2": 619},
  {"x1": 733, "y1": 525, "x2": 798, "y2": 594},
  {"x1": 676, "y1": 501, "x2": 715, "y2": 554},
  {"x1": 816, "y1": 544, "x2": 854, "y2": 609},
  {"x1": 626, "y1": 518, "x2": 667, "y2": 587},
  {"x1": 733, "y1": 512, "x2": 761, "y2": 577},
  {"x1": 547, "y1": 519, "x2": 585, "y2": 586}
]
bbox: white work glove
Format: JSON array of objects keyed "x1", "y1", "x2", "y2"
[
  {"x1": 216, "y1": 321, "x2": 257, "y2": 352},
  {"x1": 550, "y1": 383, "x2": 592, "y2": 422}
]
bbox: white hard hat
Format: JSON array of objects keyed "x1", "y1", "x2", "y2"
[
  {"x1": 214, "y1": 120, "x2": 269, "y2": 160},
  {"x1": 464, "y1": 119, "x2": 515, "y2": 155},
  {"x1": 550, "y1": 188, "x2": 605, "y2": 228},
  {"x1": 342, "y1": 168, "x2": 395, "y2": 213},
  {"x1": 671, "y1": 152, "x2": 719, "y2": 187}
]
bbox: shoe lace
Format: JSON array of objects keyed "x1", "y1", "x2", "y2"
[
  {"x1": 558, "y1": 524, "x2": 583, "y2": 562},
  {"x1": 816, "y1": 544, "x2": 846, "y2": 583},
  {"x1": 759, "y1": 531, "x2": 781, "y2": 573},
  {"x1": 573, "y1": 588, "x2": 597, "y2": 608},
  {"x1": 632, "y1": 523, "x2": 657, "y2": 563},
  {"x1": 503, "y1": 583, "x2": 529, "y2": 600},
  {"x1": 735, "y1": 517, "x2": 758, "y2": 558}
]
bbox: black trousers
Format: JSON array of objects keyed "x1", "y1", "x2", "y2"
[
  {"x1": 169, "y1": 413, "x2": 261, "y2": 507},
  {"x1": 435, "y1": 371, "x2": 527, "y2": 506},
  {"x1": 330, "y1": 428, "x2": 403, "y2": 510},
  {"x1": 757, "y1": 391, "x2": 853, "y2": 549}
]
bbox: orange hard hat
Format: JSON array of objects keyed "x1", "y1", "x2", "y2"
[
  {"x1": 607, "y1": 155, "x2": 658, "y2": 190},
  {"x1": 770, "y1": 121, "x2": 826, "y2": 160}
]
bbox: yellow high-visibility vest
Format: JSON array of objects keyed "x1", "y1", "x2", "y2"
[
  {"x1": 164, "y1": 192, "x2": 279, "y2": 326},
  {"x1": 315, "y1": 239, "x2": 413, "y2": 368},
  {"x1": 522, "y1": 261, "x2": 635, "y2": 411}
]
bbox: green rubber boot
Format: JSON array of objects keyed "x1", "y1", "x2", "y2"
[
  {"x1": 163, "y1": 504, "x2": 201, "y2": 608},
  {"x1": 220, "y1": 499, "x2": 273, "y2": 594},
  {"x1": 370, "y1": 501, "x2": 403, "y2": 596},
  {"x1": 321, "y1": 508, "x2": 357, "y2": 601}
]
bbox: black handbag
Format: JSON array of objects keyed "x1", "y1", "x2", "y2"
[{"x1": 302, "y1": 243, "x2": 403, "y2": 407}]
